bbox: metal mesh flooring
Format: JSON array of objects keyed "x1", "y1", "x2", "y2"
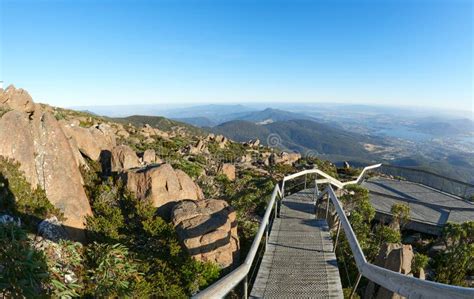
[{"x1": 250, "y1": 189, "x2": 343, "y2": 298}]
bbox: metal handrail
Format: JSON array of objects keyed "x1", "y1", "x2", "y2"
[
  {"x1": 324, "y1": 185, "x2": 474, "y2": 299},
  {"x1": 194, "y1": 164, "x2": 474, "y2": 298}
]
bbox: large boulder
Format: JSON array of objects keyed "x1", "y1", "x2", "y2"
[
  {"x1": 269, "y1": 151, "x2": 301, "y2": 166},
  {"x1": 61, "y1": 121, "x2": 116, "y2": 161},
  {"x1": 123, "y1": 163, "x2": 204, "y2": 216},
  {"x1": 172, "y1": 199, "x2": 239, "y2": 269},
  {"x1": 218, "y1": 163, "x2": 236, "y2": 181},
  {"x1": 142, "y1": 149, "x2": 156, "y2": 164},
  {"x1": 110, "y1": 145, "x2": 141, "y2": 172},
  {"x1": 0, "y1": 87, "x2": 92, "y2": 240},
  {"x1": 0, "y1": 85, "x2": 35, "y2": 114},
  {"x1": 364, "y1": 243, "x2": 414, "y2": 299}
]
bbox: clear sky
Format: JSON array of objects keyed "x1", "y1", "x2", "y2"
[{"x1": 0, "y1": 0, "x2": 472, "y2": 111}]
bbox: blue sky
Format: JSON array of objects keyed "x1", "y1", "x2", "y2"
[{"x1": 0, "y1": 0, "x2": 472, "y2": 111}]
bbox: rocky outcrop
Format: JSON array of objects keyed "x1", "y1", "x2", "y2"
[
  {"x1": 172, "y1": 199, "x2": 239, "y2": 269},
  {"x1": 110, "y1": 145, "x2": 141, "y2": 172},
  {"x1": 187, "y1": 139, "x2": 209, "y2": 155},
  {"x1": 0, "y1": 85, "x2": 35, "y2": 114},
  {"x1": 364, "y1": 243, "x2": 414, "y2": 299},
  {"x1": 207, "y1": 134, "x2": 228, "y2": 149},
  {"x1": 61, "y1": 121, "x2": 116, "y2": 161},
  {"x1": 269, "y1": 152, "x2": 301, "y2": 166},
  {"x1": 218, "y1": 163, "x2": 236, "y2": 181},
  {"x1": 123, "y1": 163, "x2": 204, "y2": 216},
  {"x1": 244, "y1": 139, "x2": 260, "y2": 148},
  {"x1": 0, "y1": 86, "x2": 92, "y2": 240},
  {"x1": 142, "y1": 149, "x2": 156, "y2": 164},
  {"x1": 38, "y1": 216, "x2": 68, "y2": 242},
  {"x1": 140, "y1": 123, "x2": 169, "y2": 139}
]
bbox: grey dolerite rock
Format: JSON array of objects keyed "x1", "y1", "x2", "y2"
[{"x1": 37, "y1": 216, "x2": 69, "y2": 242}]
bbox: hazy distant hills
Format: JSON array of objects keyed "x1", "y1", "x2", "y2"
[
  {"x1": 110, "y1": 115, "x2": 206, "y2": 136},
  {"x1": 81, "y1": 103, "x2": 474, "y2": 183},
  {"x1": 173, "y1": 107, "x2": 316, "y2": 127},
  {"x1": 412, "y1": 118, "x2": 474, "y2": 136},
  {"x1": 212, "y1": 119, "x2": 378, "y2": 162}
]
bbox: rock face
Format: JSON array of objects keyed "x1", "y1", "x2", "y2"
[
  {"x1": 172, "y1": 199, "x2": 239, "y2": 269},
  {"x1": 218, "y1": 163, "x2": 236, "y2": 181},
  {"x1": 364, "y1": 243, "x2": 414, "y2": 299},
  {"x1": 110, "y1": 145, "x2": 141, "y2": 172},
  {"x1": 142, "y1": 149, "x2": 156, "y2": 164},
  {"x1": 61, "y1": 121, "x2": 116, "y2": 161},
  {"x1": 187, "y1": 139, "x2": 209, "y2": 155},
  {"x1": 123, "y1": 163, "x2": 204, "y2": 216},
  {"x1": 0, "y1": 86, "x2": 92, "y2": 240},
  {"x1": 269, "y1": 152, "x2": 301, "y2": 166},
  {"x1": 0, "y1": 85, "x2": 35, "y2": 114},
  {"x1": 38, "y1": 216, "x2": 68, "y2": 242}
]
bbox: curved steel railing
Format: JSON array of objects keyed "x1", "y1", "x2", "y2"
[{"x1": 194, "y1": 165, "x2": 474, "y2": 299}]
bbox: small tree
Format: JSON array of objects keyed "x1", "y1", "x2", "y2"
[
  {"x1": 390, "y1": 203, "x2": 410, "y2": 230},
  {"x1": 433, "y1": 221, "x2": 474, "y2": 286},
  {"x1": 411, "y1": 253, "x2": 429, "y2": 277}
]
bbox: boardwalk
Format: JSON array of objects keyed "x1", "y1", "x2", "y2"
[
  {"x1": 362, "y1": 177, "x2": 474, "y2": 235},
  {"x1": 250, "y1": 189, "x2": 343, "y2": 298}
]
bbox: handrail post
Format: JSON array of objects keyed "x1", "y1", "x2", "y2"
[
  {"x1": 350, "y1": 273, "x2": 362, "y2": 299},
  {"x1": 265, "y1": 223, "x2": 269, "y2": 250},
  {"x1": 313, "y1": 179, "x2": 319, "y2": 205},
  {"x1": 243, "y1": 275, "x2": 248, "y2": 299},
  {"x1": 304, "y1": 173, "x2": 307, "y2": 189},
  {"x1": 333, "y1": 220, "x2": 341, "y2": 252},
  {"x1": 274, "y1": 195, "x2": 278, "y2": 220},
  {"x1": 281, "y1": 181, "x2": 285, "y2": 199},
  {"x1": 325, "y1": 192, "x2": 330, "y2": 220}
]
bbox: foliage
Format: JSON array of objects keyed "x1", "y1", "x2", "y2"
[
  {"x1": 46, "y1": 240, "x2": 84, "y2": 298},
  {"x1": 0, "y1": 223, "x2": 49, "y2": 297},
  {"x1": 336, "y1": 185, "x2": 407, "y2": 290},
  {"x1": 390, "y1": 203, "x2": 410, "y2": 228},
  {"x1": 85, "y1": 179, "x2": 126, "y2": 241},
  {"x1": 0, "y1": 107, "x2": 12, "y2": 118},
  {"x1": 85, "y1": 243, "x2": 146, "y2": 297},
  {"x1": 411, "y1": 253, "x2": 429, "y2": 276},
  {"x1": 433, "y1": 221, "x2": 474, "y2": 286},
  {"x1": 343, "y1": 287, "x2": 360, "y2": 299},
  {"x1": 111, "y1": 115, "x2": 206, "y2": 137},
  {"x1": 373, "y1": 225, "x2": 401, "y2": 253},
  {"x1": 212, "y1": 169, "x2": 276, "y2": 255},
  {"x1": 83, "y1": 175, "x2": 220, "y2": 297},
  {"x1": 0, "y1": 156, "x2": 63, "y2": 229},
  {"x1": 172, "y1": 158, "x2": 204, "y2": 180}
]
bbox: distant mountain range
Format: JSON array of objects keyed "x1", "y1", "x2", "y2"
[
  {"x1": 212, "y1": 119, "x2": 382, "y2": 163},
  {"x1": 83, "y1": 104, "x2": 473, "y2": 183},
  {"x1": 173, "y1": 108, "x2": 316, "y2": 128}
]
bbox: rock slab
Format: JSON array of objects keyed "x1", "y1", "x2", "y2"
[{"x1": 172, "y1": 199, "x2": 239, "y2": 269}]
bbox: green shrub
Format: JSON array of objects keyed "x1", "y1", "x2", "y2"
[
  {"x1": 0, "y1": 223, "x2": 49, "y2": 297},
  {"x1": 85, "y1": 243, "x2": 146, "y2": 297},
  {"x1": 0, "y1": 156, "x2": 63, "y2": 229},
  {"x1": 412, "y1": 253, "x2": 429, "y2": 276},
  {"x1": 85, "y1": 180, "x2": 125, "y2": 241},
  {"x1": 391, "y1": 203, "x2": 410, "y2": 228},
  {"x1": 173, "y1": 159, "x2": 204, "y2": 179},
  {"x1": 433, "y1": 221, "x2": 474, "y2": 286},
  {"x1": 46, "y1": 240, "x2": 85, "y2": 298}
]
